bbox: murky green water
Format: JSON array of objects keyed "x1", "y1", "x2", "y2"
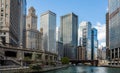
[{"x1": 43, "y1": 66, "x2": 120, "y2": 73}]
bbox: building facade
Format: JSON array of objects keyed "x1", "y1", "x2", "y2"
[
  {"x1": 79, "y1": 21, "x2": 92, "y2": 60},
  {"x1": 56, "y1": 41, "x2": 64, "y2": 60},
  {"x1": 106, "y1": 12, "x2": 110, "y2": 60},
  {"x1": 19, "y1": 0, "x2": 26, "y2": 48},
  {"x1": 40, "y1": 11, "x2": 56, "y2": 53},
  {"x1": 0, "y1": 0, "x2": 26, "y2": 47},
  {"x1": 77, "y1": 46, "x2": 85, "y2": 60},
  {"x1": 97, "y1": 47, "x2": 106, "y2": 60},
  {"x1": 56, "y1": 27, "x2": 61, "y2": 42},
  {"x1": 25, "y1": 7, "x2": 43, "y2": 50},
  {"x1": 91, "y1": 28, "x2": 98, "y2": 60},
  {"x1": 109, "y1": 0, "x2": 120, "y2": 64},
  {"x1": 60, "y1": 13, "x2": 78, "y2": 59}
]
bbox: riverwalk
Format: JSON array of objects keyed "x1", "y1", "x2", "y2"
[
  {"x1": 0, "y1": 65, "x2": 69, "y2": 73},
  {"x1": 30, "y1": 65, "x2": 69, "y2": 73}
]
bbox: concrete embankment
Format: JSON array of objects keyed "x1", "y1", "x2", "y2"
[
  {"x1": 0, "y1": 66, "x2": 29, "y2": 73},
  {"x1": 0, "y1": 65, "x2": 69, "y2": 73},
  {"x1": 31, "y1": 65, "x2": 69, "y2": 73},
  {"x1": 98, "y1": 65, "x2": 120, "y2": 68}
]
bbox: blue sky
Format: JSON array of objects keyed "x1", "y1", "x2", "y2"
[{"x1": 27, "y1": 0, "x2": 108, "y2": 47}]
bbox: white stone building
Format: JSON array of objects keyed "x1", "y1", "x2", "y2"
[{"x1": 26, "y1": 7, "x2": 43, "y2": 50}]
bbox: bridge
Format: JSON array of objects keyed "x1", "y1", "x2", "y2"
[{"x1": 70, "y1": 60, "x2": 98, "y2": 66}]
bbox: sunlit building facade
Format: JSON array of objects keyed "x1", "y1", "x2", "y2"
[
  {"x1": 40, "y1": 11, "x2": 56, "y2": 53},
  {"x1": 26, "y1": 7, "x2": 43, "y2": 50},
  {"x1": 0, "y1": 0, "x2": 26, "y2": 47},
  {"x1": 109, "y1": 0, "x2": 120, "y2": 65},
  {"x1": 79, "y1": 21, "x2": 92, "y2": 60},
  {"x1": 77, "y1": 46, "x2": 85, "y2": 60}
]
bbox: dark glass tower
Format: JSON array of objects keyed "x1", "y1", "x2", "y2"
[{"x1": 60, "y1": 13, "x2": 78, "y2": 59}]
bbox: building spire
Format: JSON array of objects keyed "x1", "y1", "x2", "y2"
[{"x1": 28, "y1": 6, "x2": 36, "y2": 15}]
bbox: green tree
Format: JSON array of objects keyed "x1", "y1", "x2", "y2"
[
  {"x1": 29, "y1": 63, "x2": 42, "y2": 71},
  {"x1": 61, "y1": 57, "x2": 69, "y2": 64},
  {"x1": 24, "y1": 57, "x2": 31, "y2": 62}
]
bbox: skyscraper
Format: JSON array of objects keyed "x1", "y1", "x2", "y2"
[
  {"x1": 60, "y1": 13, "x2": 78, "y2": 59},
  {"x1": 79, "y1": 21, "x2": 92, "y2": 60},
  {"x1": 40, "y1": 10, "x2": 56, "y2": 53},
  {"x1": 0, "y1": 0, "x2": 26, "y2": 47},
  {"x1": 26, "y1": 7, "x2": 43, "y2": 50},
  {"x1": 109, "y1": 0, "x2": 120, "y2": 65},
  {"x1": 91, "y1": 28, "x2": 98, "y2": 60},
  {"x1": 106, "y1": 12, "x2": 110, "y2": 60},
  {"x1": 19, "y1": 0, "x2": 27, "y2": 48}
]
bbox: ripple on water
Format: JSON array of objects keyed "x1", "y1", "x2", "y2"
[{"x1": 43, "y1": 66, "x2": 120, "y2": 73}]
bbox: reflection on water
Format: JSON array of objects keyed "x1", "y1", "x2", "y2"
[{"x1": 43, "y1": 66, "x2": 120, "y2": 73}]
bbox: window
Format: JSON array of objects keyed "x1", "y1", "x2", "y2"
[
  {"x1": 1, "y1": 8, "x2": 3, "y2": 12},
  {"x1": 1, "y1": 4, "x2": 4, "y2": 8},
  {"x1": 28, "y1": 24, "x2": 30, "y2": 28},
  {"x1": 1, "y1": 13, "x2": 3, "y2": 16},
  {"x1": 4, "y1": 32, "x2": 6, "y2": 35},
  {"x1": 6, "y1": 5, "x2": 8, "y2": 8}
]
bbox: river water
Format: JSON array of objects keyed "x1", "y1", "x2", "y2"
[{"x1": 43, "y1": 66, "x2": 120, "y2": 73}]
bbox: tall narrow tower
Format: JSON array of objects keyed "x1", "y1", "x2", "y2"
[
  {"x1": 26, "y1": 7, "x2": 43, "y2": 50},
  {"x1": 26, "y1": 7, "x2": 37, "y2": 30},
  {"x1": 79, "y1": 21, "x2": 92, "y2": 60}
]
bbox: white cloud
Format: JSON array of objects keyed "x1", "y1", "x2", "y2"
[
  {"x1": 106, "y1": 7, "x2": 108, "y2": 12},
  {"x1": 94, "y1": 22, "x2": 106, "y2": 48}
]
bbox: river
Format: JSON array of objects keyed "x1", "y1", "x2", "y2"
[{"x1": 43, "y1": 66, "x2": 120, "y2": 73}]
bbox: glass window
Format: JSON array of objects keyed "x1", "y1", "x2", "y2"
[{"x1": 1, "y1": 13, "x2": 3, "y2": 16}]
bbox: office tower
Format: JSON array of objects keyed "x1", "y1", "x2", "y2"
[
  {"x1": 106, "y1": 12, "x2": 110, "y2": 60},
  {"x1": 19, "y1": 0, "x2": 27, "y2": 48},
  {"x1": 60, "y1": 13, "x2": 78, "y2": 59},
  {"x1": 40, "y1": 11, "x2": 56, "y2": 53},
  {"x1": 0, "y1": 0, "x2": 26, "y2": 47},
  {"x1": 26, "y1": 7, "x2": 43, "y2": 50},
  {"x1": 91, "y1": 28, "x2": 98, "y2": 60},
  {"x1": 109, "y1": 0, "x2": 120, "y2": 65},
  {"x1": 79, "y1": 21, "x2": 92, "y2": 60}
]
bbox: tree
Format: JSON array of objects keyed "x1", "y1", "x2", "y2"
[
  {"x1": 61, "y1": 57, "x2": 69, "y2": 64},
  {"x1": 29, "y1": 63, "x2": 42, "y2": 71}
]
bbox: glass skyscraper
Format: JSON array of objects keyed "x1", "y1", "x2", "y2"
[
  {"x1": 109, "y1": 0, "x2": 120, "y2": 65},
  {"x1": 79, "y1": 21, "x2": 92, "y2": 60},
  {"x1": 20, "y1": 0, "x2": 27, "y2": 48},
  {"x1": 60, "y1": 13, "x2": 78, "y2": 59},
  {"x1": 91, "y1": 28, "x2": 98, "y2": 60},
  {"x1": 40, "y1": 11, "x2": 56, "y2": 53}
]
